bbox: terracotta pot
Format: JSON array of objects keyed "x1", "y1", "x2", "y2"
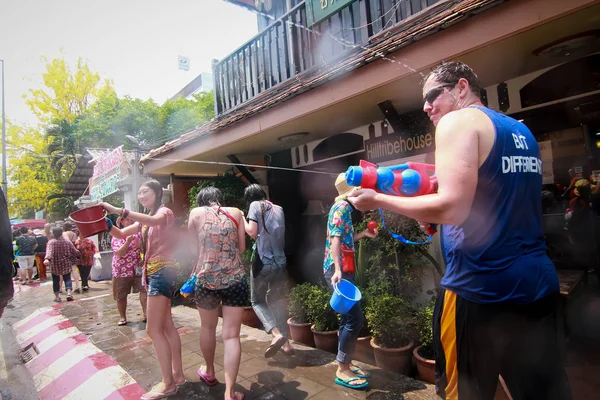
[
  {"x1": 371, "y1": 338, "x2": 414, "y2": 375},
  {"x1": 413, "y1": 345, "x2": 435, "y2": 384},
  {"x1": 287, "y1": 318, "x2": 315, "y2": 347},
  {"x1": 355, "y1": 335, "x2": 375, "y2": 365},
  {"x1": 337, "y1": 333, "x2": 375, "y2": 365},
  {"x1": 241, "y1": 307, "x2": 262, "y2": 329},
  {"x1": 311, "y1": 325, "x2": 338, "y2": 354}
]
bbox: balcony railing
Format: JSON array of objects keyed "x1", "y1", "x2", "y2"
[{"x1": 213, "y1": 0, "x2": 440, "y2": 116}]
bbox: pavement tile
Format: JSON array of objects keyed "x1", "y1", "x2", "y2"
[
  {"x1": 253, "y1": 391, "x2": 286, "y2": 400},
  {"x1": 245, "y1": 364, "x2": 302, "y2": 391},
  {"x1": 271, "y1": 375, "x2": 328, "y2": 399},
  {"x1": 182, "y1": 351, "x2": 205, "y2": 368},
  {"x1": 180, "y1": 332, "x2": 201, "y2": 345}
]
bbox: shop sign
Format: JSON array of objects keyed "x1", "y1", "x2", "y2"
[
  {"x1": 364, "y1": 132, "x2": 434, "y2": 163},
  {"x1": 306, "y1": 0, "x2": 356, "y2": 27},
  {"x1": 89, "y1": 146, "x2": 132, "y2": 201}
]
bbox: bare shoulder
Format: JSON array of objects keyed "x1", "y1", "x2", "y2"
[
  {"x1": 189, "y1": 207, "x2": 205, "y2": 219},
  {"x1": 223, "y1": 207, "x2": 241, "y2": 217},
  {"x1": 438, "y1": 108, "x2": 492, "y2": 135}
]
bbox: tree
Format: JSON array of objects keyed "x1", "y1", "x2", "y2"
[
  {"x1": 24, "y1": 55, "x2": 113, "y2": 124},
  {"x1": 6, "y1": 124, "x2": 61, "y2": 218}
]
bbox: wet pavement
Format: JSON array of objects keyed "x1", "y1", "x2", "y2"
[{"x1": 1, "y1": 279, "x2": 436, "y2": 399}]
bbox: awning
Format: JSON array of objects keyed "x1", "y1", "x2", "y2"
[{"x1": 11, "y1": 219, "x2": 46, "y2": 229}]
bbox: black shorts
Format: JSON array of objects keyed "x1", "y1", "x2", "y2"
[
  {"x1": 195, "y1": 278, "x2": 250, "y2": 310},
  {"x1": 433, "y1": 288, "x2": 571, "y2": 400}
]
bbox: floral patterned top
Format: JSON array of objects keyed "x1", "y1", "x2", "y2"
[
  {"x1": 111, "y1": 234, "x2": 142, "y2": 278},
  {"x1": 323, "y1": 200, "x2": 354, "y2": 273},
  {"x1": 192, "y1": 206, "x2": 245, "y2": 290},
  {"x1": 75, "y1": 237, "x2": 98, "y2": 267}
]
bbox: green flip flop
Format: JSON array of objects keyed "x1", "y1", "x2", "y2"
[
  {"x1": 334, "y1": 376, "x2": 369, "y2": 390},
  {"x1": 350, "y1": 366, "x2": 371, "y2": 378}
]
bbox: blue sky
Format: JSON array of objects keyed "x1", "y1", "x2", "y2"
[{"x1": 0, "y1": 0, "x2": 258, "y2": 125}]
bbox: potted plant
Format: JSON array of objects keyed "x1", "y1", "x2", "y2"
[
  {"x1": 413, "y1": 302, "x2": 435, "y2": 384},
  {"x1": 306, "y1": 284, "x2": 339, "y2": 353},
  {"x1": 240, "y1": 249, "x2": 262, "y2": 329},
  {"x1": 366, "y1": 286, "x2": 415, "y2": 375},
  {"x1": 287, "y1": 282, "x2": 316, "y2": 347}
]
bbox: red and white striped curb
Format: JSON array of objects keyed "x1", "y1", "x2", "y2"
[{"x1": 13, "y1": 307, "x2": 146, "y2": 400}]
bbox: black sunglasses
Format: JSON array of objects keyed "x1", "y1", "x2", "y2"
[{"x1": 423, "y1": 82, "x2": 457, "y2": 105}]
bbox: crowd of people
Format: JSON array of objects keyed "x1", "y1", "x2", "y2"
[
  {"x1": 11, "y1": 222, "x2": 99, "y2": 302},
  {"x1": 1, "y1": 61, "x2": 575, "y2": 400}
]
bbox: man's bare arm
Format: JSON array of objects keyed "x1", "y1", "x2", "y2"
[{"x1": 348, "y1": 110, "x2": 480, "y2": 225}]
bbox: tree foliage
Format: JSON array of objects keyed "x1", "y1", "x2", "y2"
[
  {"x1": 8, "y1": 55, "x2": 215, "y2": 219},
  {"x1": 24, "y1": 55, "x2": 112, "y2": 123},
  {"x1": 6, "y1": 124, "x2": 61, "y2": 217}
]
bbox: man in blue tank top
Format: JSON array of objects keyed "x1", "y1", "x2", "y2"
[{"x1": 348, "y1": 62, "x2": 571, "y2": 400}]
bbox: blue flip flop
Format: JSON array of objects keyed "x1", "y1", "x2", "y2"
[
  {"x1": 334, "y1": 376, "x2": 369, "y2": 390},
  {"x1": 350, "y1": 366, "x2": 371, "y2": 378}
]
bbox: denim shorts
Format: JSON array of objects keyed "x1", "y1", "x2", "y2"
[{"x1": 147, "y1": 267, "x2": 178, "y2": 298}]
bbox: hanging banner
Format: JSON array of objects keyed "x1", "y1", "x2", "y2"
[{"x1": 89, "y1": 147, "x2": 132, "y2": 201}]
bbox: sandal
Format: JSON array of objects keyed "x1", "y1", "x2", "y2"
[
  {"x1": 264, "y1": 336, "x2": 287, "y2": 358},
  {"x1": 225, "y1": 392, "x2": 244, "y2": 400},
  {"x1": 350, "y1": 365, "x2": 371, "y2": 378},
  {"x1": 334, "y1": 376, "x2": 368, "y2": 390},
  {"x1": 197, "y1": 366, "x2": 218, "y2": 386},
  {"x1": 66, "y1": 295, "x2": 74, "y2": 302},
  {"x1": 118, "y1": 319, "x2": 128, "y2": 326},
  {"x1": 54, "y1": 298, "x2": 62, "y2": 303},
  {"x1": 140, "y1": 387, "x2": 177, "y2": 400}
]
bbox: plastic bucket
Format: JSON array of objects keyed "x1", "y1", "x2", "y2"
[
  {"x1": 330, "y1": 279, "x2": 362, "y2": 314},
  {"x1": 68, "y1": 205, "x2": 108, "y2": 238}
]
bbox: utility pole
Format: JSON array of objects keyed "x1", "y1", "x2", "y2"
[{"x1": 1, "y1": 59, "x2": 6, "y2": 196}]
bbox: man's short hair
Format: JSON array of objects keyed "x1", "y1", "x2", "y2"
[
  {"x1": 425, "y1": 61, "x2": 482, "y2": 97},
  {"x1": 52, "y1": 226, "x2": 63, "y2": 239},
  {"x1": 19, "y1": 227, "x2": 28, "y2": 234}
]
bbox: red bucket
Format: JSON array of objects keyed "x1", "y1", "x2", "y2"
[{"x1": 68, "y1": 205, "x2": 108, "y2": 238}]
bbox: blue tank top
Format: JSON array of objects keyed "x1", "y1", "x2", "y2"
[{"x1": 440, "y1": 106, "x2": 559, "y2": 304}]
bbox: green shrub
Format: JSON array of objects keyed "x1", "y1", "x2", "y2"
[
  {"x1": 305, "y1": 284, "x2": 338, "y2": 332},
  {"x1": 366, "y1": 289, "x2": 414, "y2": 348},
  {"x1": 288, "y1": 283, "x2": 313, "y2": 324},
  {"x1": 188, "y1": 173, "x2": 247, "y2": 210},
  {"x1": 416, "y1": 301, "x2": 435, "y2": 359}
]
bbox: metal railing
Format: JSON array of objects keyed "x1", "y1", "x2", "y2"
[{"x1": 213, "y1": 0, "x2": 440, "y2": 116}]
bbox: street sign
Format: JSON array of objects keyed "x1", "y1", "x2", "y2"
[
  {"x1": 178, "y1": 55, "x2": 190, "y2": 71},
  {"x1": 306, "y1": 0, "x2": 356, "y2": 27}
]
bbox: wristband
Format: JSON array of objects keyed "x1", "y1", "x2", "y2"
[
  {"x1": 105, "y1": 217, "x2": 114, "y2": 232},
  {"x1": 122, "y1": 208, "x2": 130, "y2": 219}
]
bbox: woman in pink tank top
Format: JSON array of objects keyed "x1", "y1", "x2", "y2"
[{"x1": 100, "y1": 179, "x2": 184, "y2": 400}]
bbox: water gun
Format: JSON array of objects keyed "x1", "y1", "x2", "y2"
[
  {"x1": 179, "y1": 275, "x2": 197, "y2": 298},
  {"x1": 345, "y1": 160, "x2": 437, "y2": 244}
]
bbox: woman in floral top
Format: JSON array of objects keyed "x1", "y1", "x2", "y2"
[
  {"x1": 110, "y1": 217, "x2": 147, "y2": 326},
  {"x1": 75, "y1": 229, "x2": 98, "y2": 292},
  {"x1": 323, "y1": 173, "x2": 377, "y2": 391}
]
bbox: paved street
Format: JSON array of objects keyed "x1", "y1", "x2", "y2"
[{"x1": 1, "y1": 280, "x2": 436, "y2": 400}]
